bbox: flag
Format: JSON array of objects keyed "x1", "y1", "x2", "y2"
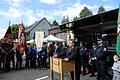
[
  {"x1": 116, "y1": 5, "x2": 120, "y2": 55},
  {"x1": 35, "y1": 32, "x2": 44, "y2": 51},
  {"x1": 0, "y1": 26, "x2": 13, "y2": 54},
  {"x1": 17, "y1": 24, "x2": 26, "y2": 53},
  {"x1": 33, "y1": 32, "x2": 35, "y2": 39}
]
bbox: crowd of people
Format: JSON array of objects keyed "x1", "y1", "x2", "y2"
[
  {"x1": 51, "y1": 38, "x2": 107, "y2": 80},
  {"x1": 0, "y1": 38, "x2": 120, "y2": 80},
  {"x1": 0, "y1": 43, "x2": 48, "y2": 72}
]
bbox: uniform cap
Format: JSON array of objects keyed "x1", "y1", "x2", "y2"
[
  {"x1": 97, "y1": 38, "x2": 103, "y2": 41},
  {"x1": 114, "y1": 55, "x2": 120, "y2": 60}
]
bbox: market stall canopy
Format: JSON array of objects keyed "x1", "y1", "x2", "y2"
[
  {"x1": 27, "y1": 39, "x2": 35, "y2": 43},
  {"x1": 43, "y1": 35, "x2": 65, "y2": 42}
]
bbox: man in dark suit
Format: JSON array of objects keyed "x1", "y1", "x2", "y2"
[
  {"x1": 64, "y1": 40, "x2": 80, "y2": 80},
  {"x1": 53, "y1": 42, "x2": 67, "y2": 59}
]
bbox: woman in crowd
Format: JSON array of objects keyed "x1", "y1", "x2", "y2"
[{"x1": 89, "y1": 43, "x2": 97, "y2": 77}]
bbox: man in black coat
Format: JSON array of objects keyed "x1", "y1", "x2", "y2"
[
  {"x1": 53, "y1": 42, "x2": 67, "y2": 59},
  {"x1": 93, "y1": 38, "x2": 107, "y2": 80},
  {"x1": 64, "y1": 40, "x2": 80, "y2": 80}
]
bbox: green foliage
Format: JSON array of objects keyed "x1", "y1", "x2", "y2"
[
  {"x1": 61, "y1": 15, "x2": 69, "y2": 24},
  {"x1": 97, "y1": 6, "x2": 105, "y2": 14},
  {"x1": 52, "y1": 20, "x2": 59, "y2": 26},
  {"x1": 73, "y1": 16, "x2": 81, "y2": 21},
  {"x1": 79, "y1": 7, "x2": 93, "y2": 19},
  {"x1": 11, "y1": 24, "x2": 19, "y2": 39}
]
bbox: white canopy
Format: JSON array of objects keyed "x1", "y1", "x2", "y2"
[
  {"x1": 43, "y1": 35, "x2": 64, "y2": 42},
  {"x1": 27, "y1": 39, "x2": 35, "y2": 43}
]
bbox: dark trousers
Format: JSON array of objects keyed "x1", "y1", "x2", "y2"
[
  {"x1": 38, "y1": 56, "x2": 43, "y2": 69},
  {"x1": 70, "y1": 61, "x2": 81, "y2": 80},
  {"x1": 16, "y1": 58, "x2": 22, "y2": 70},
  {"x1": 90, "y1": 61, "x2": 96, "y2": 75},
  {"x1": 96, "y1": 60, "x2": 106, "y2": 80},
  {"x1": 41, "y1": 56, "x2": 47, "y2": 68},
  {"x1": 80, "y1": 59, "x2": 88, "y2": 74},
  {"x1": 30, "y1": 59, "x2": 32, "y2": 68},
  {"x1": 33, "y1": 58, "x2": 36, "y2": 69},
  {"x1": 26, "y1": 57, "x2": 30, "y2": 69}
]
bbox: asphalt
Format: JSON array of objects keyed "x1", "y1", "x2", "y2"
[{"x1": 0, "y1": 69, "x2": 97, "y2": 80}]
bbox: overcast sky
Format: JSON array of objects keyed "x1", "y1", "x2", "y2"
[{"x1": 0, "y1": 0, "x2": 119, "y2": 39}]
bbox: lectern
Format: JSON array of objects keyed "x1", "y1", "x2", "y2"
[{"x1": 50, "y1": 57, "x2": 76, "y2": 80}]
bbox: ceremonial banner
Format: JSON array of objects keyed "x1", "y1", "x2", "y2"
[
  {"x1": 0, "y1": 26, "x2": 13, "y2": 54},
  {"x1": 17, "y1": 24, "x2": 26, "y2": 53},
  {"x1": 35, "y1": 32, "x2": 44, "y2": 51},
  {"x1": 116, "y1": 5, "x2": 120, "y2": 55}
]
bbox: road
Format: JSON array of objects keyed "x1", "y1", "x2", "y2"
[{"x1": 0, "y1": 69, "x2": 97, "y2": 80}]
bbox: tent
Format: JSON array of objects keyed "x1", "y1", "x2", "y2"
[
  {"x1": 43, "y1": 35, "x2": 64, "y2": 42},
  {"x1": 27, "y1": 39, "x2": 35, "y2": 43}
]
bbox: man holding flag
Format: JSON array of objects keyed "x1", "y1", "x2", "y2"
[
  {"x1": 16, "y1": 24, "x2": 26, "y2": 70},
  {"x1": 0, "y1": 26, "x2": 14, "y2": 72}
]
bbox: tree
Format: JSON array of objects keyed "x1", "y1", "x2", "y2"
[
  {"x1": 52, "y1": 20, "x2": 59, "y2": 26},
  {"x1": 73, "y1": 16, "x2": 78, "y2": 21},
  {"x1": 61, "y1": 15, "x2": 69, "y2": 24},
  {"x1": 66, "y1": 15, "x2": 69, "y2": 22},
  {"x1": 11, "y1": 24, "x2": 19, "y2": 39},
  {"x1": 79, "y1": 7, "x2": 93, "y2": 19},
  {"x1": 97, "y1": 6, "x2": 105, "y2": 14}
]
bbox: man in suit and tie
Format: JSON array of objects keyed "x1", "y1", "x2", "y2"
[{"x1": 64, "y1": 40, "x2": 80, "y2": 80}]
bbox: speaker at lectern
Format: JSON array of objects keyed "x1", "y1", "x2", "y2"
[{"x1": 50, "y1": 57, "x2": 76, "y2": 80}]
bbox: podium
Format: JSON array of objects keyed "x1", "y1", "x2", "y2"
[{"x1": 50, "y1": 57, "x2": 76, "y2": 80}]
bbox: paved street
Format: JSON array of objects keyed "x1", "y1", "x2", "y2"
[{"x1": 0, "y1": 69, "x2": 97, "y2": 80}]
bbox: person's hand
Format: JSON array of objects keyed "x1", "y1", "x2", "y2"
[
  {"x1": 94, "y1": 57, "x2": 97, "y2": 60},
  {"x1": 112, "y1": 67, "x2": 116, "y2": 70},
  {"x1": 64, "y1": 58, "x2": 69, "y2": 62},
  {"x1": 53, "y1": 55, "x2": 58, "y2": 58},
  {"x1": 91, "y1": 58, "x2": 95, "y2": 60}
]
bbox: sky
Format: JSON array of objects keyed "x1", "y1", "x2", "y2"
[{"x1": 0, "y1": 0, "x2": 119, "y2": 39}]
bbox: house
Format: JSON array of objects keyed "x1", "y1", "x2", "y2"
[
  {"x1": 49, "y1": 26, "x2": 67, "y2": 40},
  {"x1": 26, "y1": 18, "x2": 52, "y2": 39}
]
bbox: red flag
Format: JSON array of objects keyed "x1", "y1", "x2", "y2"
[
  {"x1": 0, "y1": 26, "x2": 13, "y2": 54},
  {"x1": 17, "y1": 24, "x2": 26, "y2": 53}
]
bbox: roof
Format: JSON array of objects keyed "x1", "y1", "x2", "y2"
[
  {"x1": 49, "y1": 26, "x2": 59, "y2": 31},
  {"x1": 26, "y1": 18, "x2": 52, "y2": 32},
  {"x1": 60, "y1": 8, "x2": 118, "y2": 32}
]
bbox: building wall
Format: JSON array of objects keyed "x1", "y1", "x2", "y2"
[
  {"x1": 49, "y1": 28, "x2": 60, "y2": 36},
  {"x1": 29, "y1": 19, "x2": 51, "y2": 39},
  {"x1": 55, "y1": 32, "x2": 67, "y2": 40},
  {"x1": 49, "y1": 27, "x2": 67, "y2": 40}
]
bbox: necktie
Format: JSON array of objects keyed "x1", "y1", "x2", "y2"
[{"x1": 69, "y1": 47, "x2": 72, "y2": 53}]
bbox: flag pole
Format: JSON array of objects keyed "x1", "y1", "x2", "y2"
[{"x1": 9, "y1": 21, "x2": 11, "y2": 27}]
